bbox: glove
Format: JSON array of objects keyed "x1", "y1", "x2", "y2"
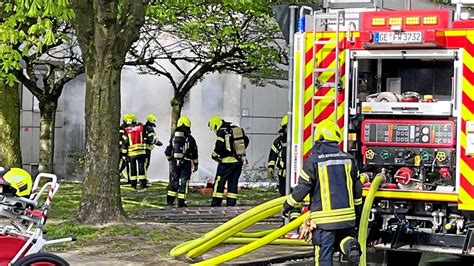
[
  {"x1": 267, "y1": 168, "x2": 274, "y2": 179},
  {"x1": 298, "y1": 217, "x2": 316, "y2": 242},
  {"x1": 282, "y1": 202, "x2": 293, "y2": 219},
  {"x1": 153, "y1": 139, "x2": 163, "y2": 146},
  {"x1": 193, "y1": 164, "x2": 198, "y2": 173}
]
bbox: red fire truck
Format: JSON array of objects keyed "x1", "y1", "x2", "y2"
[{"x1": 291, "y1": 0, "x2": 474, "y2": 255}]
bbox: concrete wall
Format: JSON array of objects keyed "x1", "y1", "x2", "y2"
[{"x1": 240, "y1": 79, "x2": 288, "y2": 170}]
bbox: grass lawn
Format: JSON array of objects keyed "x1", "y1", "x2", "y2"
[{"x1": 40, "y1": 181, "x2": 279, "y2": 262}]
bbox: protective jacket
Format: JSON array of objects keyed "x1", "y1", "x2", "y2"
[
  {"x1": 121, "y1": 122, "x2": 147, "y2": 157},
  {"x1": 165, "y1": 126, "x2": 198, "y2": 165},
  {"x1": 144, "y1": 121, "x2": 157, "y2": 151},
  {"x1": 211, "y1": 122, "x2": 249, "y2": 163},
  {"x1": 285, "y1": 140, "x2": 363, "y2": 230},
  {"x1": 268, "y1": 126, "x2": 287, "y2": 174},
  {"x1": 119, "y1": 122, "x2": 129, "y2": 151}
]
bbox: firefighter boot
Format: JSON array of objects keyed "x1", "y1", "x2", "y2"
[
  {"x1": 340, "y1": 237, "x2": 361, "y2": 265},
  {"x1": 167, "y1": 195, "x2": 176, "y2": 206},
  {"x1": 178, "y1": 198, "x2": 187, "y2": 208},
  {"x1": 139, "y1": 179, "x2": 148, "y2": 190},
  {"x1": 211, "y1": 197, "x2": 223, "y2": 207},
  {"x1": 130, "y1": 180, "x2": 138, "y2": 190}
]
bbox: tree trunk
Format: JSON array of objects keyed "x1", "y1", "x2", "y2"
[
  {"x1": 38, "y1": 99, "x2": 57, "y2": 173},
  {"x1": 0, "y1": 82, "x2": 22, "y2": 167},
  {"x1": 170, "y1": 96, "x2": 183, "y2": 133},
  {"x1": 73, "y1": 0, "x2": 145, "y2": 223},
  {"x1": 78, "y1": 59, "x2": 124, "y2": 223}
]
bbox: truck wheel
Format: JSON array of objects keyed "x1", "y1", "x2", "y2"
[{"x1": 13, "y1": 252, "x2": 69, "y2": 266}]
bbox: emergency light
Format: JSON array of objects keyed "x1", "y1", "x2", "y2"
[{"x1": 405, "y1": 16, "x2": 421, "y2": 25}]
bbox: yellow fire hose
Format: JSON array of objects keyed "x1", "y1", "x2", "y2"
[
  {"x1": 170, "y1": 196, "x2": 287, "y2": 257},
  {"x1": 358, "y1": 174, "x2": 383, "y2": 266},
  {"x1": 233, "y1": 229, "x2": 275, "y2": 238},
  {"x1": 223, "y1": 237, "x2": 311, "y2": 246},
  {"x1": 187, "y1": 205, "x2": 281, "y2": 258},
  {"x1": 191, "y1": 212, "x2": 309, "y2": 266}
]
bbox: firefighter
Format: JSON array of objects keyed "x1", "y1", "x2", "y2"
[
  {"x1": 121, "y1": 116, "x2": 149, "y2": 190},
  {"x1": 144, "y1": 114, "x2": 163, "y2": 176},
  {"x1": 282, "y1": 119, "x2": 363, "y2": 266},
  {"x1": 119, "y1": 113, "x2": 134, "y2": 183},
  {"x1": 165, "y1": 116, "x2": 198, "y2": 207},
  {"x1": 208, "y1": 116, "x2": 249, "y2": 207},
  {"x1": 268, "y1": 115, "x2": 289, "y2": 196},
  {"x1": 268, "y1": 115, "x2": 301, "y2": 221}
]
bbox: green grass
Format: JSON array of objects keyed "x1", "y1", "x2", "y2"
[
  {"x1": 41, "y1": 181, "x2": 279, "y2": 258},
  {"x1": 48, "y1": 181, "x2": 279, "y2": 220}
]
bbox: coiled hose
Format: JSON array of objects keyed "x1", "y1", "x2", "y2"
[
  {"x1": 187, "y1": 205, "x2": 281, "y2": 258},
  {"x1": 170, "y1": 196, "x2": 287, "y2": 257},
  {"x1": 191, "y1": 212, "x2": 309, "y2": 266},
  {"x1": 358, "y1": 174, "x2": 383, "y2": 266}
]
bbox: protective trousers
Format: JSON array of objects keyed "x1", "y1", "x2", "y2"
[
  {"x1": 167, "y1": 160, "x2": 192, "y2": 207},
  {"x1": 312, "y1": 228, "x2": 361, "y2": 266},
  {"x1": 129, "y1": 155, "x2": 147, "y2": 189},
  {"x1": 119, "y1": 156, "x2": 130, "y2": 182},
  {"x1": 278, "y1": 173, "x2": 286, "y2": 196},
  {"x1": 145, "y1": 149, "x2": 151, "y2": 171},
  {"x1": 211, "y1": 162, "x2": 242, "y2": 207}
]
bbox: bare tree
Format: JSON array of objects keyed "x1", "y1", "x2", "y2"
[{"x1": 128, "y1": 1, "x2": 287, "y2": 132}]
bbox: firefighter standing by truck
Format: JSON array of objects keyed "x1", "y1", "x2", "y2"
[
  {"x1": 165, "y1": 116, "x2": 198, "y2": 207},
  {"x1": 282, "y1": 119, "x2": 363, "y2": 266},
  {"x1": 121, "y1": 117, "x2": 153, "y2": 190},
  {"x1": 144, "y1": 114, "x2": 163, "y2": 177},
  {"x1": 208, "y1": 116, "x2": 249, "y2": 207},
  {"x1": 268, "y1": 115, "x2": 289, "y2": 196}
]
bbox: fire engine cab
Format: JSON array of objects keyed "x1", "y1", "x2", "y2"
[{"x1": 291, "y1": 0, "x2": 474, "y2": 255}]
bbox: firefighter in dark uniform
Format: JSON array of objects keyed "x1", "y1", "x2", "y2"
[
  {"x1": 119, "y1": 113, "x2": 134, "y2": 182},
  {"x1": 208, "y1": 116, "x2": 249, "y2": 207},
  {"x1": 282, "y1": 119, "x2": 363, "y2": 266},
  {"x1": 268, "y1": 115, "x2": 289, "y2": 196},
  {"x1": 121, "y1": 117, "x2": 151, "y2": 190},
  {"x1": 144, "y1": 114, "x2": 163, "y2": 176},
  {"x1": 268, "y1": 115, "x2": 301, "y2": 221},
  {"x1": 165, "y1": 116, "x2": 198, "y2": 207}
]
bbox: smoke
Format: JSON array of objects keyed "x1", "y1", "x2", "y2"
[
  {"x1": 61, "y1": 58, "x2": 243, "y2": 183},
  {"x1": 121, "y1": 65, "x2": 242, "y2": 183}
]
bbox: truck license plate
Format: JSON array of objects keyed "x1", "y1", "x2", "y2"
[{"x1": 374, "y1": 32, "x2": 423, "y2": 44}]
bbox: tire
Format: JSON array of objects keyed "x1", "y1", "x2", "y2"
[{"x1": 13, "y1": 252, "x2": 69, "y2": 266}]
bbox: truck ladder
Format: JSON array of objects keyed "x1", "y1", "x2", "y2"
[{"x1": 311, "y1": 10, "x2": 345, "y2": 140}]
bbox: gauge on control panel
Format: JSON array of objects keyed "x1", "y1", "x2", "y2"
[
  {"x1": 421, "y1": 135, "x2": 429, "y2": 143},
  {"x1": 361, "y1": 119, "x2": 455, "y2": 147},
  {"x1": 422, "y1": 127, "x2": 430, "y2": 134}
]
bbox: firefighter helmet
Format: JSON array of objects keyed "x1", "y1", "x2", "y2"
[
  {"x1": 281, "y1": 115, "x2": 288, "y2": 127},
  {"x1": 122, "y1": 113, "x2": 132, "y2": 123},
  {"x1": 314, "y1": 119, "x2": 342, "y2": 143},
  {"x1": 147, "y1": 114, "x2": 157, "y2": 124},
  {"x1": 122, "y1": 113, "x2": 135, "y2": 124},
  {"x1": 177, "y1": 116, "x2": 191, "y2": 127},
  {"x1": 0, "y1": 168, "x2": 32, "y2": 197},
  {"x1": 208, "y1": 116, "x2": 223, "y2": 132}
]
